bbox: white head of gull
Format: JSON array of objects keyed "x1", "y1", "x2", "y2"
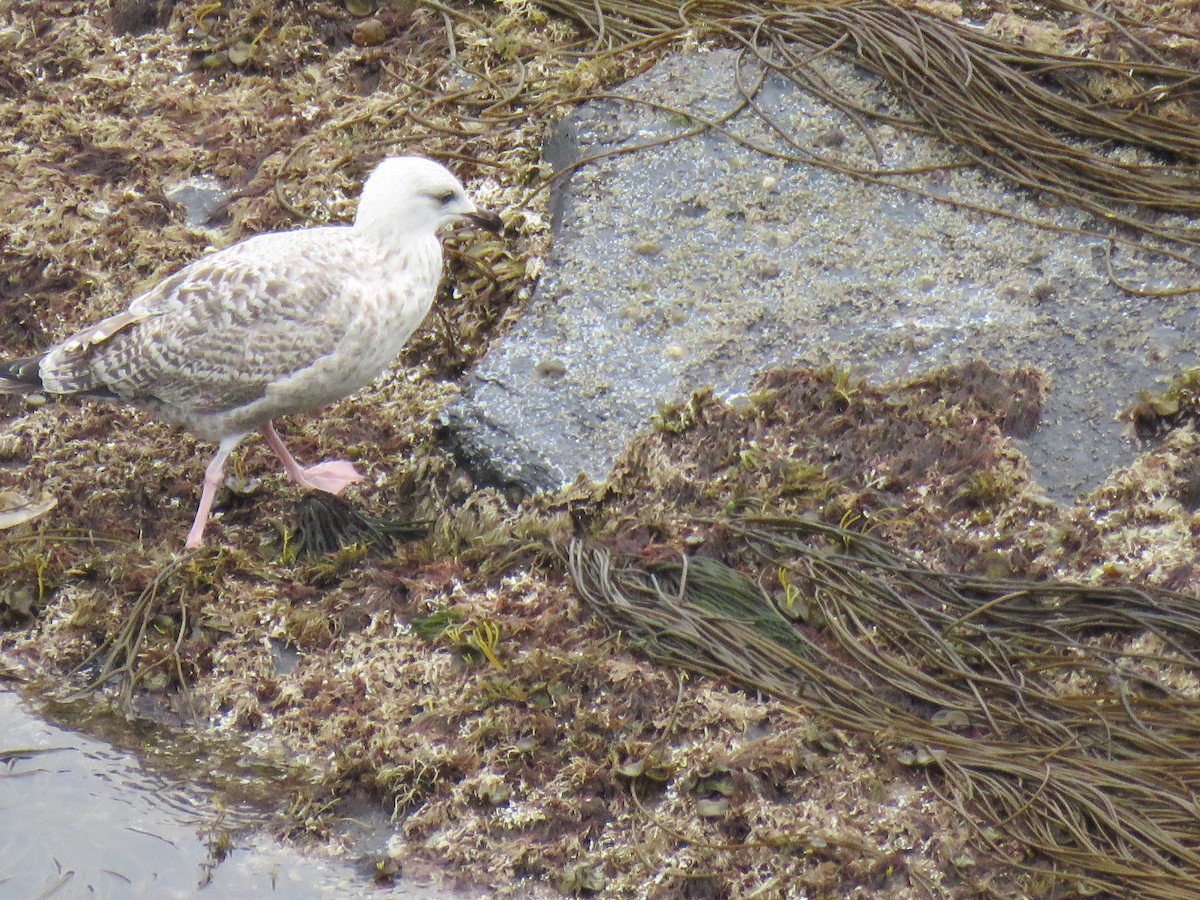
[{"x1": 0, "y1": 156, "x2": 501, "y2": 549}]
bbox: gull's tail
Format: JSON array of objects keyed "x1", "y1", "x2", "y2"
[{"x1": 0, "y1": 356, "x2": 46, "y2": 393}]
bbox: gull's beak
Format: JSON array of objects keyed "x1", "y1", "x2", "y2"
[{"x1": 464, "y1": 210, "x2": 503, "y2": 233}]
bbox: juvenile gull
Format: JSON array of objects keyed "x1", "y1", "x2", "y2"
[{"x1": 0, "y1": 156, "x2": 500, "y2": 549}]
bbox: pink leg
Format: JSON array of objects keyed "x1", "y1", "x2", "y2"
[
  {"x1": 185, "y1": 434, "x2": 244, "y2": 550},
  {"x1": 258, "y1": 422, "x2": 363, "y2": 494}
]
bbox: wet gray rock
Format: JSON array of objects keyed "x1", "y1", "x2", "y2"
[
  {"x1": 442, "y1": 51, "x2": 1200, "y2": 499},
  {"x1": 164, "y1": 175, "x2": 231, "y2": 228}
]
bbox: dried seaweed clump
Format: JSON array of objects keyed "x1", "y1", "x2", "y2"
[
  {"x1": 1124, "y1": 367, "x2": 1200, "y2": 438},
  {"x1": 588, "y1": 361, "x2": 1050, "y2": 576}
]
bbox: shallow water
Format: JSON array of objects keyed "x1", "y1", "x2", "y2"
[{"x1": 0, "y1": 689, "x2": 444, "y2": 899}]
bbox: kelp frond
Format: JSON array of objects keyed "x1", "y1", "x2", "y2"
[
  {"x1": 568, "y1": 514, "x2": 1200, "y2": 899},
  {"x1": 514, "y1": 0, "x2": 1200, "y2": 286}
]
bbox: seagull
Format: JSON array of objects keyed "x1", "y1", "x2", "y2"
[{"x1": 0, "y1": 156, "x2": 501, "y2": 549}]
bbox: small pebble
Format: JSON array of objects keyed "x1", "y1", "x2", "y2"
[
  {"x1": 632, "y1": 239, "x2": 662, "y2": 256},
  {"x1": 222, "y1": 475, "x2": 261, "y2": 497},
  {"x1": 23, "y1": 392, "x2": 46, "y2": 409},
  {"x1": 353, "y1": 18, "x2": 388, "y2": 47},
  {"x1": 226, "y1": 41, "x2": 254, "y2": 66}
]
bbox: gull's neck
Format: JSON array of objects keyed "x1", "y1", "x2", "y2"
[{"x1": 354, "y1": 215, "x2": 439, "y2": 254}]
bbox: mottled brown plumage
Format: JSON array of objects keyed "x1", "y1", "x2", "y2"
[{"x1": 0, "y1": 156, "x2": 499, "y2": 548}]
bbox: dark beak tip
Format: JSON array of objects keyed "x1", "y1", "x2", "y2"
[{"x1": 467, "y1": 211, "x2": 504, "y2": 233}]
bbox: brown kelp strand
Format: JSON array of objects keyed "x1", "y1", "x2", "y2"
[
  {"x1": 569, "y1": 514, "x2": 1200, "y2": 898},
  {"x1": 518, "y1": 0, "x2": 1200, "y2": 283}
]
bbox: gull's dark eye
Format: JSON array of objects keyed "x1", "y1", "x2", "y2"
[{"x1": 433, "y1": 189, "x2": 456, "y2": 205}]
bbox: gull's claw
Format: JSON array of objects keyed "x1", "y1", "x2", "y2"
[{"x1": 295, "y1": 460, "x2": 364, "y2": 495}]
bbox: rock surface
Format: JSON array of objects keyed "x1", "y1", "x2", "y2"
[{"x1": 443, "y1": 50, "x2": 1200, "y2": 499}]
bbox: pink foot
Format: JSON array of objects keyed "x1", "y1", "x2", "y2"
[
  {"x1": 184, "y1": 525, "x2": 205, "y2": 551},
  {"x1": 295, "y1": 460, "x2": 364, "y2": 495}
]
